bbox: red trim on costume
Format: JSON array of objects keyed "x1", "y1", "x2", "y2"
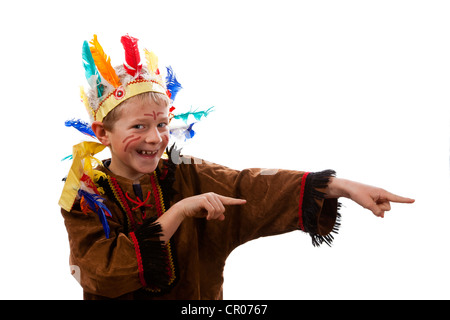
[
  {"x1": 130, "y1": 231, "x2": 147, "y2": 288},
  {"x1": 298, "y1": 172, "x2": 310, "y2": 231},
  {"x1": 109, "y1": 177, "x2": 137, "y2": 230},
  {"x1": 150, "y1": 174, "x2": 164, "y2": 217}
]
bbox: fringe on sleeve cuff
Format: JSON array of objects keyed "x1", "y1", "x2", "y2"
[{"x1": 298, "y1": 170, "x2": 341, "y2": 247}]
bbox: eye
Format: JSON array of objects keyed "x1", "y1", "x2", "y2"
[
  {"x1": 158, "y1": 122, "x2": 168, "y2": 128},
  {"x1": 133, "y1": 124, "x2": 145, "y2": 129}
]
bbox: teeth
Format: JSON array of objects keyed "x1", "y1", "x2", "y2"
[{"x1": 139, "y1": 150, "x2": 158, "y2": 155}]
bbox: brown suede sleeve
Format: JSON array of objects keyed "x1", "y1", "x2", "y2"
[{"x1": 171, "y1": 156, "x2": 340, "y2": 255}]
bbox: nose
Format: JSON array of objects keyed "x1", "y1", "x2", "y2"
[{"x1": 144, "y1": 127, "x2": 162, "y2": 144}]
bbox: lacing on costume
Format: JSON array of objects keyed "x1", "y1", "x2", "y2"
[{"x1": 125, "y1": 191, "x2": 153, "y2": 211}]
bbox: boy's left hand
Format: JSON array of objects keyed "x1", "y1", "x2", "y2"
[
  {"x1": 327, "y1": 178, "x2": 415, "y2": 218},
  {"x1": 349, "y1": 182, "x2": 415, "y2": 218}
]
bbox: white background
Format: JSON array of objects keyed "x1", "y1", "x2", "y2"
[{"x1": 1, "y1": 0, "x2": 449, "y2": 299}]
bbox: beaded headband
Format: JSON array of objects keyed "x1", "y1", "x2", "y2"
[{"x1": 81, "y1": 34, "x2": 181, "y2": 122}]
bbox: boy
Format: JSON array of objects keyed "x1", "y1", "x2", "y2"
[{"x1": 60, "y1": 35, "x2": 414, "y2": 299}]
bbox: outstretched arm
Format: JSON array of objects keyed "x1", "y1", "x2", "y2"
[{"x1": 325, "y1": 177, "x2": 415, "y2": 217}]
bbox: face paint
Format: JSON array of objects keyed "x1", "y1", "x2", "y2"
[
  {"x1": 123, "y1": 135, "x2": 140, "y2": 152},
  {"x1": 144, "y1": 110, "x2": 165, "y2": 120}
]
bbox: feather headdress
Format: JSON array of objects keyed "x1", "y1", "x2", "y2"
[{"x1": 81, "y1": 34, "x2": 175, "y2": 122}]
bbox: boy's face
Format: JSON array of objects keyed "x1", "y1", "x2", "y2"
[{"x1": 104, "y1": 96, "x2": 170, "y2": 181}]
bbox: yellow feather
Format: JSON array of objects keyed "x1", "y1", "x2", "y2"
[
  {"x1": 80, "y1": 87, "x2": 94, "y2": 118},
  {"x1": 144, "y1": 48, "x2": 159, "y2": 74},
  {"x1": 89, "y1": 35, "x2": 121, "y2": 88}
]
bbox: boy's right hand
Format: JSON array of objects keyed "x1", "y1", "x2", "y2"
[{"x1": 174, "y1": 192, "x2": 247, "y2": 221}]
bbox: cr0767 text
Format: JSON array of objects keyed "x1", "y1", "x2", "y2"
[{"x1": 225, "y1": 304, "x2": 267, "y2": 315}]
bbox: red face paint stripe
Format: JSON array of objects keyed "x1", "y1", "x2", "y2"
[
  {"x1": 144, "y1": 111, "x2": 165, "y2": 120},
  {"x1": 144, "y1": 111, "x2": 157, "y2": 120},
  {"x1": 123, "y1": 136, "x2": 141, "y2": 152},
  {"x1": 122, "y1": 135, "x2": 135, "y2": 143}
]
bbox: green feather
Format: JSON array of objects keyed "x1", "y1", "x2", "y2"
[{"x1": 82, "y1": 41, "x2": 103, "y2": 97}]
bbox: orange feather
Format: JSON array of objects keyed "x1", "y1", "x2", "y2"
[{"x1": 89, "y1": 35, "x2": 121, "y2": 88}]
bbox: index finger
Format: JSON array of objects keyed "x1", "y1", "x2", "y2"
[
  {"x1": 383, "y1": 191, "x2": 415, "y2": 204},
  {"x1": 217, "y1": 195, "x2": 247, "y2": 206}
]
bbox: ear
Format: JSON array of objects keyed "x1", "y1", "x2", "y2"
[{"x1": 91, "y1": 121, "x2": 110, "y2": 146}]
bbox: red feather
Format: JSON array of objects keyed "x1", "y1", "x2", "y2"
[{"x1": 121, "y1": 35, "x2": 142, "y2": 77}]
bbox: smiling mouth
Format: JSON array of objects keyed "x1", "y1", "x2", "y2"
[{"x1": 137, "y1": 150, "x2": 158, "y2": 155}]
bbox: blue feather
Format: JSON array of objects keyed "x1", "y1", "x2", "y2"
[
  {"x1": 169, "y1": 122, "x2": 196, "y2": 141},
  {"x1": 173, "y1": 107, "x2": 214, "y2": 124},
  {"x1": 61, "y1": 154, "x2": 73, "y2": 161},
  {"x1": 78, "y1": 190, "x2": 111, "y2": 239},
  {"x1": 82, "y1": 41, "x2": 103, "y2": 98},
  {"x1": 65, "y1": 119, "x2": 96, "y2": 138},
  {"x1": 185, "y1": 122, "x2": 196, "y2": 140},
  {"x1": 193, "y1": 106, "x2": 214, "y2": 121},
  {"x1": 165, "y1": 66, "x2": 182, "y2": 101}
]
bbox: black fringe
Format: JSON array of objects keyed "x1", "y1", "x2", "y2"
[
  {"x1": 156, "y1": 144, "x2": 180, "y2": 210},
  {"x1": 133, "y1": 217, "x2": 178, "y2": 295},
  {"x1": 301, "y1": 170, "x2": 342, "y2": 247},
  {"x1": 311, "y1": 205, "x2": 341, "y2": 247}
]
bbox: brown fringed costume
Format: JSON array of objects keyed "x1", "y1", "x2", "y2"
[{"x1": 61, "y1": 147, "x2": 340, "y2": 299}]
